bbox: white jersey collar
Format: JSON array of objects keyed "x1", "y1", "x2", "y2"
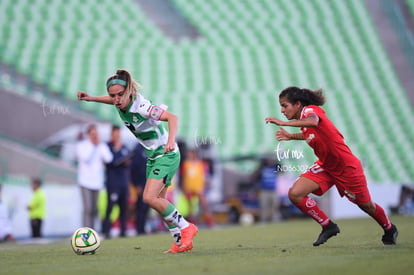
[{"x1": 129, "y1": 94, "x2": 144, "y2": 113}]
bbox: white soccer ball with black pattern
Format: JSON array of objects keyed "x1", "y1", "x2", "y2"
[{"x1": 71, "y1": 227, "x2": 101, "y2": 255}]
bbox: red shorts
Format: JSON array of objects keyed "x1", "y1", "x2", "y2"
[{"x1": 301, "y1": 163, "x2": 372, "y2": 205}]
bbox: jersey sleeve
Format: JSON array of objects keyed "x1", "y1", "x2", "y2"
[
  {"x1": 137, "y1": 98, "x2": 164, "y2": 120},
  {"x1": 302, "y1": 106, "x2": 317, "y2": 118}
]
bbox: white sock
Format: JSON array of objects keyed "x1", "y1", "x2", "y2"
[
  {"x1": 166, "y1": 224, "x2": 181, "y2": 245},
  {"x1": 162, "y1": 203, "x2": 189, "y2": 229}
]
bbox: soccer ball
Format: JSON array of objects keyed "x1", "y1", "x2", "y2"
[
  {"x1": 71, "y1": 227, "x2": 101, "y2": 255},
  {"x1": 239, "y1": 212, "x2": 254, "y2": 226}
]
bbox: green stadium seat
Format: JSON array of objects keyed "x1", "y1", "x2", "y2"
[{"x1": 408, "y1": 0, "x2": 414, "y2": 16}]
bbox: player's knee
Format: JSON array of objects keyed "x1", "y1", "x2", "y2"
[
  {"x1": 142, "y1": 193, "x2": 154, "y2": 206},
  {"x1": 288, "y1": 188, "x2": 303, "y2": 204}
]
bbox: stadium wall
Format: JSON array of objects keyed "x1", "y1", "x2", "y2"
[{"x1": 329, "y1": 183, "x2": 400, "y2": 219}]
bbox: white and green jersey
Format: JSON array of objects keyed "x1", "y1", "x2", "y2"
[{"x1": 117, "y1": 94, "x2": 177, "y2": 159}]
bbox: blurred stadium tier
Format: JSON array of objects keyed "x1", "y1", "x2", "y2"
[
  {"x1": 0, "y1": 0, "x2": 413, "y2": 186},
  {"x1": 0, "y1": 136, "x2": 76, "y2": 185}
]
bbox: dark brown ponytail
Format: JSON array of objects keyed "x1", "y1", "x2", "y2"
[{"x1": 279, "y1": 86, "x2": 325, "y2": 106}]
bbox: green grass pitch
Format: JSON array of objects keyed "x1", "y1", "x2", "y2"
[{"x1": 1, "y1": 216, "x2": 413, "y2": 275}]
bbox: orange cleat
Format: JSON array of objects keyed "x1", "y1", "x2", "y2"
[
  {"x1": 164, "y1": 243, "x2": 180, "y2": 253},
  {"x1": 179, "y1": 223, "x2": 198, "y2": 252},
  {"x1": 163, "y1": 242, "x2": 193, "y2": 253}
]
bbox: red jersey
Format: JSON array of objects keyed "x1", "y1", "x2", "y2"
[{"x1": 300, "y1": 105, "x2": 360, "y2": 176}]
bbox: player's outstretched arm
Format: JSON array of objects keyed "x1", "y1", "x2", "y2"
[
  {"x1": 275, "y1": 127, "x2": 304, "y2": 141},
  {"x1": 265, "y1": 115, "x2": 319, "y2": 128},
  {"x1": 77, "y1": 91, "x2": 114, "y2": 105}
]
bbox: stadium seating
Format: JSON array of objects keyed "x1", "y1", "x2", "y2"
[{"x1": 0, "y1": 0, "x2": 413, "y2": 182}]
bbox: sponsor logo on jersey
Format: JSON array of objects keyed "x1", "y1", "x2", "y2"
[{"x1": 306, "y1": 133, "x2": 315, "y2": 144}]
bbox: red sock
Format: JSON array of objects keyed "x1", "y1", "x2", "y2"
[
  {"x1": 295, "y1": 197, "x2": 330, "y2": 226},
  {"x1": 370, "y1": 203, "x2": 392, "y2": 230}
]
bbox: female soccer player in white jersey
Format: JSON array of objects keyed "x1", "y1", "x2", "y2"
[{"x1": 77, "y1": 69, "x2": 197, "y2": 253}]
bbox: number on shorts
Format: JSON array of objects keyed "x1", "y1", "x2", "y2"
[{"x1": 310, "y1": 164, "x2": 324, "y2": 174}]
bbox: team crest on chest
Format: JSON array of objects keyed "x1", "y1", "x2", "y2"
[{"x1": 306, "y1": 133, "x2": 315, "y2": 144}]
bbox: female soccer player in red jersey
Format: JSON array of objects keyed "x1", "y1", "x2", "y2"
[{"x1": 265, "y1": 86, "x2": 398, "y2": 246}]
